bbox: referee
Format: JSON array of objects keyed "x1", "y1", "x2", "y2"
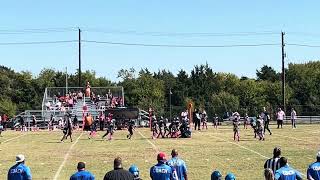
[{"x1": 264, "y1": 147, "x2": 281, "y2": 174}]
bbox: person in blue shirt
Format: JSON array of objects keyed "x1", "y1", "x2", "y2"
[
  {"x1": 275, "y1": 157, "x2": 302, "y2": 180},
  {"x1": 307, "y1": 151, "x2": 320, "y2": 180},
  {"x1": 7, "y1": 154, "x2": 32, "y2": 180},
  {"x1": 211, "y1": 170, "x2": 222, "y2": 180},
  {"x1": 150, "y1": 152, "x2": 173, "y2": 180},
  {"x1": 70, "y1": 162, "x2": 95, "y2": 180},
  {"x1": 167, "y1": 149, "x2": 188, "y2": 180}
]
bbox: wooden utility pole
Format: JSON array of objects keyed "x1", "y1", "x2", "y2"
[
  {"x1": 78, "y1": 28, "x2": 81, "y2": 87},
  {"x1": 281, "y1": 31, "x2": 286, "y2": 111}
]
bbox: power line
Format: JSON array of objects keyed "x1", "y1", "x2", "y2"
[
  {"x1": 287, "y1": 43, "x2": 320, "y2": 48},
  {"x1": 83, "y1": 28, "x2": 279, "y2": 37},
  {"x1": 0, "y1": 40, "x2": 77, "y2": 45},
  {"x1": 0, "y1": 27, "x2": 77, "y2": 34},
  {"x1": 82, "y1": 40, "x2": 280, "y2": 48}
]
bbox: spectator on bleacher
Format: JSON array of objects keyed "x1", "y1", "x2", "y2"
[
  {"x1": 150, "y1": 152, "x2": 174, "y2": 180},
  {"x1": 45, "y1": 101, "x2": 51, "y2": 110},
  {"x1": 85, "y1": 81, "x2": 91, "y2": 97},
  {"x1": 264, "y1": 147, "x2": 281, "y2": 174},
  {"x1": 276, "y1": 108, "x2": 285, "y2": 129},
  {"x1": 291, "y1": 108, "x2": 297, "y2": 129},
  {"x1": 275, "y1": 157, "x2": 302, "y2": 180},
  {"x1": 264, "y1": 168, "x2": 274, "y2": 180},
  {"x1": 307, "y1": 151, "x2": 320, "y2": 180},
  {"x1": 225, "y1": 173, "x2": 236, "y2": 180},
  {"x1": 70, "y1": 162, "x2": 95, "y2": 180},
  {"x1": 128, "y1": 165, "x2": 141, "y2": 180},
  {"x1": 211, "y1": 170, "x2": 222, "y2": 180},
  {"x1": 167, "y1": 149, "x2": 188, "y2": 180},
  {"x1": 77, "y1": 91, "x2": 83, "y2": 100},
  {"x1": 56, "y1": 101, "x2": 62, "y2": 109},
  {"x1": 103, "y1": 157, "x2": 134, "y2": 180},
  {"x1": 7, "y1": 154, "x2": 32, "y2": 180}
]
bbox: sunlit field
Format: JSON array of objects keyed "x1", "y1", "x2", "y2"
[{"x1": 0, "y1": 124, "x2": 319, "y2": 180}]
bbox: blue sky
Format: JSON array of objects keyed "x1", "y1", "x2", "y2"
[{"x1": 0, "y1": 1, "x2": 320, "y2": 81}]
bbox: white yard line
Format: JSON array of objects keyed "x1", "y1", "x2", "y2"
[
  {"x1": 212, "y1": 135, "x2": 268, "y2": 159},
  {"x1": 211, "y1": 134, "x2": 307, "y2": 177},
  {"x1": 137, "y1": 130, "x2": 159, "y2": 153},
  {"x1": 273, "y1": 134, "x2": 316, "y2": 145},
  {"x1": 1, "y1": 133, "x2": 27, "y2": 144},
  {"x1": 53, "y1": 133, "x2": 83, "y2": 180}
]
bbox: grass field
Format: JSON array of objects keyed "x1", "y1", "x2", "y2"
[{"x1": 0, "y1": 124, "x2": 319, "y2": 180}]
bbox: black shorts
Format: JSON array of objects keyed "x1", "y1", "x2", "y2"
[{"x1": 83, "y1": 125, "x2": 92, "y2": 131}]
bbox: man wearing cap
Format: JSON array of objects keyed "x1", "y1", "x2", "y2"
[
  {"x1": 307, "y1": 151, "x2": 320, "y2": 180},
  {"x1": 264, "y1": 147, "x2": 282, "y2": 174},
  {"x1": 275, "y1": 157, "x2": 302, "y2": 180},
  {"x1": 167, "y1": 149, "x2": 188, "y2": 180},
  {"x1": 7, "y1": 154, "x2": 32, "y2": 180},
  {"x1": 70, "y1": 162, "x2": 95, "y2": 180},
  {"x1": 104, "y1": 157, "x2": 134, "y2": 180},
  {"x1": 150, "y1": 152, "x2": 174, "y2": 180}
]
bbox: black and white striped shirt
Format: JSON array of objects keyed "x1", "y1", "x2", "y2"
[{"x1": 264, "y1": 157, "x2": 281, "y2": 173}]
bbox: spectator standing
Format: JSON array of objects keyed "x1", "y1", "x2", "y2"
[
  {"x1": 85, "y1": 81, "x2": 91, "y2": 97},
  {"x1": 307, "y1": 151, "x2": 320, "y2": 180},
  {"x1": 32, "y1": 115, "x2": 37, "y2": 131},
  {"x1": 244, "y1": 113, "x2": 249, "y2": 129},
  {"x1": 264, "y1": 147, "x2": 282, "y2": 174},
  {"x1": 150, "y1": 152, "x2": 174, "y2": 180},
  {"x1": 70, "y1": 162, "x2": 95, "y2": 180},
  {"x1": 291, "y1": 108, "x2": 297, "y2": 129},
  {"x1": 7, "y1": 154, "x2": 32, "y2": 180},
  {"x1": 275, "y1": 157, "x2": 302, "y2": 180},
  {"x1": 167, "y1": 149, "x2": 188, "y2": 180},
  {"x1": 276, "y1": 108, "x2": 286, "y2": 129},
  {"x1": 264, "y1": 168, "x2": 274, "y2": 180},
  {"x1": 103, "y1": 157, "x2": 134, "y2": 180},
  {"x1": 201, "y1": 109, "x2": 208, "y2": 130},
  {"x1": 213, "y1": 114, "x2": 219, "y2": 129},
  {"x1": 3, "y1": 113, "x2": 8, "y2": 130}
]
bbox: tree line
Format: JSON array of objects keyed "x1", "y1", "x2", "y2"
[{"x1": 1, "y1": 61, "x2": 319, "y2": 118}]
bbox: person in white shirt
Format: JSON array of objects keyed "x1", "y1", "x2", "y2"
[
  {"x1": 290, "y1": 108, "x2": 297, "y2": 129},
  {"x1": 276, "y1": 108, "x2": 285, "y2": 129}
]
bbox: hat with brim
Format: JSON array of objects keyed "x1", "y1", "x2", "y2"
[
  {"x1": 157, "y1": 152, "x2": 166, "y2": 162},
  {"x1": 16, "y1": 154, "x2": 25, "y2": 163}
]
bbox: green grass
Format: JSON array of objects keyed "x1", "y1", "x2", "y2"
[{"x1": 0, "y1": 124, "x2": 319, "y2": 180}]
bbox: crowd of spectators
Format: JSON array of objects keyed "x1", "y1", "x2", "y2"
[{"x1": 7, "y1": 147, "x2": 320, "y2": 180}]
